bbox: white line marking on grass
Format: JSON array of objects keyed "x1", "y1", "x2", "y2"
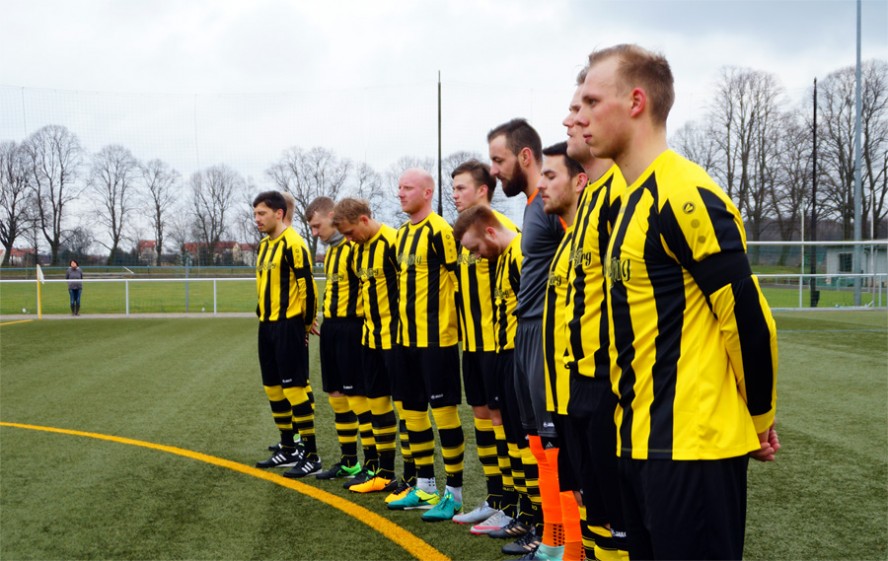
[{"x1": 0, "y1": 421, "x2": 450, "y2": 561}]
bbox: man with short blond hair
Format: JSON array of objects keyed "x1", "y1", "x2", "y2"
[
  {"x1": 579, "y1": 44, "x2": 779, "y2": 560},
  {"x1": 330, "y1": 198, "x2": 410, "y2": 500},
  {"x1": 305, "y1": 196, "x2": 377, "y2": 483}
]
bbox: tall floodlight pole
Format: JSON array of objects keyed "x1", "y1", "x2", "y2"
[
  {"x1": 811, "y1": 78, "x2": 819, "y2": 307},
  {"x1": 437, "y1": 71, "x2": 443, "y2": 216},
  {"x1": 853, "y1": 0, "x2": 863, "y2": 305}
]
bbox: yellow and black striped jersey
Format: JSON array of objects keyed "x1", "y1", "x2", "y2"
[
  {"x1": 354, "y1": 224, "x2": 400, "y2": 350},
  {"x1": 396, "y1": 213, "x2": 459, "y2": 348},
  {"x1": 323, "y1": 236, "x2": 364, "y2": 320},
  {"x1": 494, "y1": 234, "x2": 523, "y2": 352},
  {"x1": 606, "y1": 149, "x2": 778, "y2": 461},
  {"x1": 457, "y1": 209, "x2": 519, "y2": 353},
  {"x1": 256, "y1": 227, "x2": 318, "y2": 327},
  {"x1": 543, "y1": 225, "x2": 574, "y2": 414},
  {"x1": 564, "y1": 167, "x2": 625, "y2": 381}
]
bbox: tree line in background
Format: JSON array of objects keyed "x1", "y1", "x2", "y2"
[{"x1": 1, "y1": 60, "x2": 886, "y2": 268}]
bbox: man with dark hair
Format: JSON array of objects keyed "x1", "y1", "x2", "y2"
[
  {"x1": 450, "y1": 159, "x2": 519, "y2": 529},
  {"x1": 488, "y1": 118, "x2": 564, "y2": 556},
  {"x1": 305, "y1": 196, "x2": 378, "y2": 482},
  {"x1": 579, "y1": 44, "x2": 779, "y2": 560},
  {"x1": 252, "y1": 190, "x2": 321, "y2": 478}
]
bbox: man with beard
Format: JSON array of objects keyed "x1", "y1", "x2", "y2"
[{"x1": 488, "y1": 119, "x2": 565, "y2": 557}]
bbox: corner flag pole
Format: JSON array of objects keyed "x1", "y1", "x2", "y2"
[
  {"x1": 437, "y1": 70, "x2": 443, "y2": 216},
  {"x1": 36, "y1": 264, "x2": 44, "y2": 319}
]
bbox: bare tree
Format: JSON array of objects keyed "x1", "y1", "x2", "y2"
[
  {"x1": 670, "y1": 121, "x2": 720, "y2": 175},
  {"x1": 266, "y1": 146, "x2": 351, "y2": 258},
  {"x1": 708, "y1": 67, "x2": 787, "y2": 257},
  {"x1": 22, "y1": 125, "x2": 84, "y2": 265},
  {"x1": 818, "y1": 60, "x2": 888, "y2": 238},
  {"x1": 190, "y1": 164, "x2": 244, "y2": 265},
  {"x1": 0, "y1": 141, "x2": 33, "y2": 267},
  {"x1": 90, "y1": 144, "x2": 140, "y2": 264},
  {"x1": 61, "y1": 225, "x2": 94, "y2": 263},
  {"x1": 140, "y1": 159, "x2": 181, "y2": 266},
  {"x1": 766, "y1": 110, "x2": 814, "y2": 264},
  {"x1": 747, "y1": 71, "x2": 784, "y2": 251},
  {"x1": 350, "y1": 161, "x2": 387, "y2": 211}
]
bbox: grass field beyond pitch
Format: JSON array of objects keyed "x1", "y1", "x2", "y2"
[{"x1": 1, "y1": 312, "x2": 886, "y2": 560}]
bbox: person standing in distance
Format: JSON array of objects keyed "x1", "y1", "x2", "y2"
[
  {"x1": 253, "y1": 191, "x2": 322, "y2": 478},
  {"x1": 66, "y1": 259, "x2": 83, "y2": 316},
  {"x1": 579, "y1": 44, "x2": 779, "y2": 560}
]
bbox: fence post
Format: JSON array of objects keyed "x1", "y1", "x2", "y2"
[
  {"x1": 125, "y1": 279, "x2": 130, "y2": 316},
  {"x1": 213, "y1": 279, "x2": 217, "y2": 316}
]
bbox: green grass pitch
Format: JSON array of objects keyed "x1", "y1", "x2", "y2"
[{"x1": 0, "y1": 311, "x2": 886, "y2": 560}]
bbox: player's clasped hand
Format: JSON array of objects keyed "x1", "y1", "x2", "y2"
[{"x1": 750, "y1": 423, "x2": 781, "y2": 462}]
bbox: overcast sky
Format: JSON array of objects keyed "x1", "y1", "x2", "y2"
[{"x1": 2, "y1": 0, "x2": 887, "y2": 208}]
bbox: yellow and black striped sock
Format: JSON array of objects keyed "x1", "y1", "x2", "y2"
[
  {"x1": 432, "y1": 405, "x2": 465, "y2": 488},
  {"x1": 394, "y1": 401, "x2": 415, "y2": 483},
  {"x1": 263, "y1": 384, "x2": 296, "y2": 445},
  {"x1": 579, "y1": 505, "x2": 594, "y2": 561},
  {"x1": 347, "y1": 395, "x2": 377, "y2": 468},
  {"x1": 475, "y1": 417, "x2": 501, "y2": 503},
  {"x1": 521, "y1": 443, "x2": 541, "y2": 526},
  {"x1": 494, "y1": 424, "x2": 514, "y2": 513},
  {"x1": 328, "y1": 395, "x2": 358, "y2": 461},
  {"x1": 283, "y1": 386, "x2": 316, "y2": 454},
  {"x1": 402, "y1": 407, "x2": 435, "y2": 480},
  {"x1": 590, "y1": 524, "x2": 622, "y2": 561},
  {"x1": 368, "y1": 396, "x2": 397, "y2": 476}
]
